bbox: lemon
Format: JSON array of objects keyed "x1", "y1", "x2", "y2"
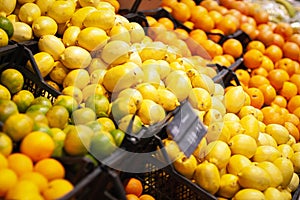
[
  {"x1": 102, "y1": 62, "x2": 143, "y2": 92},
  {"x1": 62, "y1": 86, "x2": 83, "y2": 104},
  {"x1": 96, "y1": 1, "x2": 115, "y2": 12},
  {"x1": 6, "y1": 14, "x2": 19, "y2": 23},
  {"x1": 194, "y1": 160, "x2": 220, "y2": 195},
  {"x1": 77, "y1": 27, "x2": 109, "y2": 52},
  {"x1": 277, "y1": 144, "x2": 294, "y2": 159},
  {"x1": 0, "y1": 132, "x2": 13, "y2": 156},
  {"x1": 264, "y1": 187, "x2": 284, "y2": 200},
  {"x1": 253, "y1": 145, "x2": 281, "y2": 162},
  {"x1": 137, "y1": 99, "x2": 166, "y2": 125},
  {"x1": 227, "y1": 154, "x2": 252, "y2": 176},
  {"x1": 238, "y1": 105, "x2": 261, "y2": 120},
  {"x1": 82, "y1": 84, "x2": 108, "y2": 101},
  {"x1": 256, "y1": 161, "x2": 283, "y2": 188},
  {"x1": 0, "y1": 85, "x2": 10, "y2": 101},
  {"x1": 170, "y1": 61, "x2": 185, "y2": 71},
  {"x1": 186, "y1": 69, "x2": 215, "y2": 95},
  {"x1": 223, "y1": 113, "x2": 240, "y2": 122},
  {"x1": 273, "y1": 157, "x2": 294, "y2": 188},
  {"x1": 0, "y1": 28, "x2": 9, "y2": 47},
  {"x1": 10, "y1": 21, "x2": 32, "y2": 42},
  {"x1": 32, "y1": 16, "x2": 57, "y2": 38},
  {"x1": 28, "y1": 51, "x2": 54, "y2": 78},
  {"x1": 60, "y1": 46, "x2": 92, "y2": 69},
  {"x1": 114, "y1": 14, "x2": 129, "y2": 26},
  {"x1": 63, "y1": 69, "x2": 90, "y2": 89},
  {"x1": 257, "y1": 132, "x2": 277, "y2": 147},
  {"x1": 87, "y1": 58, "x2": 108, "y2": 74},
  {"x1": 117, "y1": 114, "x2": 143, "y2": 135},
  {"x1": 292, "y1": 143, "x2": 300, "y2": 152},
  {"x1": 287, "y1": 172, "x2": 299, "y2": 192},
  {"x1": 47, "y1": 0, "x2": 76, "y2": 24},
  {"x1": 49, "y1": 61, "x2": 69, "y2": 85},
  {"x1": 1, "y1": 68, "x2": 24, "y2": 94},
  {"x1": 35, "y1": 0, "x2": 55, "y2": 15},
  {"x1": 204, "y1": 140, "x2": 231, "y2": 169},
  {"x1": 157, "y1": 88, "x2": 180, "y2": 111},
  {"x1": 188, "y1": 87, "x2": 212, "y2": 111},
  {"x1": 211, "y1": 96, "x2": 226, "y2": 116},
  {"x1": 265, "y1": 124, "x2": 290, "y2": 145},
  {"x1": 101, "y1": 40, "x2": 130, "y2": 65},
  {"x1": 38, "y1": 35, "x2": 65, "y2": 61},
  {"x1": 78, "y1": 0, "x2": 101, "y2": 7},
  {"x1": 109, "y1": 23, "x2": 130, "y2": 44},
  {"x1": 205, "y1": 121, "x2": 224, "y2": 143},
  {"x1": 224, "y1": 86, "x2": 246, "y2": 113},
  {"x1": 12, "y1": 90, "x2": 34, "y2": 113},
  {"x1": 89, "y1": 69, "x2": 106, "y2": 86},
  {"x1": 126, "y1": 22, "x2": 145, "y2": 43},
  {"x1": 69, "y1": 6, "x2": 97, "y2": 29},
  {"x1": 233, "y1": 189, "x2": 265, "y2": 200},
  {"x1": 0, "y1": 16, "x2": 14, "y2": 38},
  {"x1": 237, "y1": 164, "x2": 271, "y2": 191},
  {"x1": 42, "y1": 179, "x2": 73, "y2": 200},
  {"x1": 280, "y1": 189, "x2": 292, "y2": 200},
  {"x1": 136, "y1": 82, "x2": 159, "y2": 103},
  {"x1": 18, "y1": 3, "x2": 41, "y2": 25},
  {"x1": 203, "y1": 109, "x2": 223, "y2": 126},
  {"x1": 62, "y1": 25, "x2": 80, "y2": 47},
  {"x1": 83, "y1": 9, "x2": 115, "y2": 31},
  {"x1": 291, "y1": 151, "x2": 300, "y2": 173},
  {"x1": 139, "y1": 41, "x2": 168, "y2": 61},
  {"x1": 240, "y1": 114, "x2": 260, "y2": 140},
  {"x1": 116, "y1": 88, "x2": 142, "y2": 108},
  {"x1": 128, "y1": 50, "x2": 142, "y2": 66},
  {"x1": 217, "y1": 174, "x2": 240, "y2": 198},
  {"x1": 0, "y1": 0, "x2": 17, "y2": 17},
  {"x1": 193, "y1": 137, "x2": 207, "y2": 161},
  {"x1": 162, "y1": 139, "x2": 184, "y2": 162},
  {"x1": 229, "y1": 134, "x2": 257, "y2": 159},
  {"x1": 111, "y1": 97, "x2": 137, "y2": 121}
]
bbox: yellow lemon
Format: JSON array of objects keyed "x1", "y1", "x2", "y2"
[
  {"x1": 204, "y1": 140, "x2": 231, "y2": 169},
  {"x1": 224, "y1": 86, "x2": 246, "y2": 113},
  {"x1": 10, "y1": 21, "x2": 33, "y2": 42},
  {"x1": 292, "y1": 143, "x2": 300, "y2": 152},
  {"x1": 252, "y1": 145, "x2": 281, "y2": 162},
  {"x1": 211, "y1": 96, "x2": 226, "y2": 116},
  {"x1": 273, "y1": 157, "x2": 294, "y2": 188},
  {"x1": 60, "y1": 46, "x2": 92, "y2": 69},
  {"x1": 277, "y1": 144, "x2": 294, "y2": 159},
  {"x1": 157, "y1": 88, "x2": 180, "y2": 111},
  {"x1": 109, "y1": 23, "x2": 130, "y2": 44},
  {"x1": 223, "y1": 121, "x2": 245, "y2": 138},
  {"x1": 63, "y1": 69, "x2": 90, "y2": 90},
  {"x1": 257, "y1": 132, "x2": 277, "y2": 147},
  {"x1": 62, "y1": 25, "x2": 80, "y2": 47},
  {"x1": 78, "y1": 0, "x2": 101, "y2": 7},
  {"x1": 239, "y1": 114, "x2": 260, "y2": 140},
  {"x1": 90, "y1": 69, "x2": 106, "y2": 85},
  {"x1": 264, "y1": 187, "x2": 284, "y2": 200},
  {"x1": 35, "y1": 0, "x2": 55, "y2": 15},
  {"x1": 32, "y1": 16, "x2": 57, "y2": 37},
  {"x1": 82, "y1": 83, "x2": 108, "y2": 101},
  {"x1": 287, "y1": 172, "x2": 299, "y2": 192},
  {"x1": 111, "y1": 97, "x2": 137, "y2": 121},
  {"x1": 20, "y1": 172, "x2": 48, "y2": 193},
  {"x1": 69, "y1": 6, "x2": 97, "y2": 29},
  {"x1": 233, "y1": 189, "x2": 265, "y2": 200},
  {"x1": 135, "y1": 82, "x2": 159, "y2": 103},
  {"x1": 117, "y1": 88, "x2": 143, "y2": 108},
  {"x1": 217, "y1": 174, "x2": 240, "y2": 198},
  {"x1": 139, "y1": 41, "x2": 168, "y2": 61},
  {"x1": 203, "y1": 108, "x2": 223, "y2": 126},
  {"x1": 188, "y1": 87, "x2": 212, "y2": 111},
  {"x1": 62, "y1": 86, "x2": 83, "y2": 104},
  {"x1": 101, "y1": 40, "x2": 130, "y2": 65},
  {"x1": 96, "y1": 1, "x2": 115, "y2": 12},
  {"x1": 256, "y1": 161, "x2": 283, "y2": 188},
  {"x1": 0, "y1": 28, "x2": 8, "y2": 46},
  {"x1": 38, "y1": 35, "x2": 65, "y2": 61},
  {"x1": 291, "y1": 151, "x2": 300, "y2": 173},
  {"x1": 47, "y1": 0, "x2": 76, "y2": 24},
  {"x1": 137, "y1": 99, "x2": 166, "y2": 125},
  {"x1": 128, "y1": 22, "x2": 145, "y2": 43},
  {"x1": 87, "y1": 58, "x2": 108, "y2": 74},
  {"x1": 227, "y1": 154, "x2": 252, "y2": 176},
  {"x1": 223, "y1": 113, "x2": 240, "y2": 122},
  {"x1": 29, "y1": 51, "x2": 54, "y2": 78},
  {"x1": 49, "y1": 61, "x2": 70, "y2": 85},
  {"x1": 193, "y1": 137, "x2": 207, "y2": 162},
  {"x1": 77, "y1": 27, "x2": 109, "y2": 52},
  {"x1": 83, "y1": 9, "x2": 115, "y2": 31},
  {"x1": 0, "y1": 0, "x2": 17, "y2": 17},
  {"x1": 18, "y1": 2, "x2": 41, "y2": 25},
  {"x1": 117, "y1": 114, "x2": 143, "y2": 135},
  {"x1": 265, "y1": 124, "x2": 290, "y2": 145},
  {"x1": 229, "y1": 134, "x2": 257, "y2": 159}
]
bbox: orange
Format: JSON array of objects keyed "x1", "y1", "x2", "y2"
[
  {"x1": 267, "y1": 69, "x2": 289, "y2": 90},
  {"x1": 224, "y1": 13, "x2": 240, "y2": 28},
  {"x1": 0, "y1": 132, "x2": 13, "y2": 157},
  {"x1": 189, "y1": 29, "x2": 207, "y2": 45},
  {"x1": 222, "y1": 38, "x2": 243, "y2": 58},
  {"x1": 285, "y1": 122, "x2": 299, "y2": 141},
  {"x1": 157, "y1": 17, "x2": 174, "y2": 30},
  {"x1": 146, "y1": 16, "x2": 157, "y2": 27},
  {"x1": 0, "y1": 168, "x2": 18, "y2": 197},
  {"x1": 261, "y1": 106, "x2": 284, "y2": 125},
  {"x1": 208, "y1": 10, "x2": 223, "y2": 25},
  {"x1": 124, "y1": 178, "x2": 143, "y2": 197},
  {"x1": 290, "y1": 74, "x2": 300, "y2": 94},
  {"x1": 258, "y1": 84, "x2": 276, "y2": 105},
  {"x1": 287, "y1": 95, "x2": 300, "y2": 113},
  {"x1": 7, "y1": 153, "x2": 33, "y2": 177},
  {"x1": 240, "y1": 23, "x2": 257, "y2": 40},
  {"x1": 256, "y1": 29, "x2": 274, "y2": 47},
  {"x1": 264, "y1": 45, "x2": 283, "y2": 63},
  {"x1": 288, "y1": 33, "x2": 300, "y2": 46},
  {"x1": 161, "y1": 0, "x2": 177, "y2": 8},
  {"x1": 20, "y1": 171, "x2": 48, "y2": 192},
  {"x1": 174, "y1": 28, "x2": 189, "y2": 40},
  {"x1": 236, "y1": 69, "x2": 250, "y2": 86},
  {"x1": 259, "y1": 56, "x2": 274, "y2": 72},
  {"x1": 139, "y1": 194, "x2": 156, "y2": 200},
  {"x1": 283, "y1": 42, "x2": 300, "y2": 61},
  {"x1": 275, "y1": 58, "x2": 296, "y2": 76},
  {"x1": 171, "y1": 2, "x2": 191, "y2": 22},
  {"x1": 216, "y1": 15, "x2": 237, "y2": 35},
  {"x1": 231, "y1": 1, "x2": 249, "y2": 15},
  {"x1": 284, "y1": 113, "x2": 300, "y2": 126},
  {"x1": 271, "y1": 95, "x2": 287, "y2": 108},
  {"x1": 183, "y1": 21, "x2": 194, "y2": 29},
  {"x1": 34, "y1": 158, "x2": 65, "y2": 181},
  {"x1": 200, "y1": 0, "x2": 219, "y2": 11},
  {"x1": 42, "y1": 179, "x2": 73, "y2": 200},
  {"x1": 223, "y1": 54, "x2": 235, "y2": 64},
  {"x1": 246, "y1": 40, "x2": 265, "y2": 53},
  {"x1": 190, "y1": 5, "x2": 208, "y2": 23},
  {"x1": 127, "y1": 194, "x2": 140, "y2": 200},
  {"x1": 5, "y1": 180, "x2": 42, "y2": 200},
  {"x1": 193, "y1": 13, "x2": 215, "y2": 32},
  {"x1": 280, "y1": 81, "x2": 298, "y2": 100},
  {"x1": 248, "y1": 75, "x2": 270, "y2": 88},
  {"x1": 212, "y1": 55, "x2": 231, "y2": 67},
  {"x1": 273, "y1": 22, "x2": 293, "y2": 40},
  {"x1": 246, "y1": 87, "x2": 264, "y2": 109},
  {"x1": 20, "y1": 131, "x2": 55, "y2": 162},
  {"x1": 251, "y1": 67, "x2": 268, "y2": 77},
  {"x1": 202, "y1": 39, "x2": 223, "y2": 58},
  {"x1": 0, "y1": 154, "x2": 7, "y2": 170},
  {"x1": 253, "y1": 10, "x2": 269, "y2": 25},
  {"x1": 271, "y1": 33, "x2": 285, "y2": 48},
  {"x1": 180, "y1": 0, "x2": 196, "y2": 9},
  {"x1": 243, "y1": 49, "x2": 263, "y2": 69},
  {"x1": 215, "y1": 5, "x2": 228, "y2": 15},
  {"x1": 208, "y1": 29, "x2": 224, "y2": 43}
]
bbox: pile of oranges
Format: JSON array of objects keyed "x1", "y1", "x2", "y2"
[{"x1": 124, "y1": 177, "x2": 156, "y2": 200}]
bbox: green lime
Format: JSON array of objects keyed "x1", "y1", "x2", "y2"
[
  {"x1": 85, "y1": 94, "x2": 110, "y2": 118},
  {"x1": 85, "y1": 120, "x2": 105, "y2": 133},
  {"x1": 0, "y1": 99, "x2": 19, "y2": 123},
  {"x1": 12, "y1": 90, "x2": 35, "y2": 113},
  {"x1": 54, "y1": 95, "x2": 78, "y2": 114},
  {"x1": 89, "y1": 131, "x2": 117, "y2": 160},
  {"x1": 110, "y1": 129, "x2": 125, "y2": 147},
  {"x1": 0, "y1": 84, "x2": 11, "y2": 100},
  {"x1": 71, "y1": 107, "x2": 96, "y2": 125},
  {"x1": 26, "y1": 104, "x2": 50, "y2": 115},
  {"x1": 0, "y1": 16, "x2": 14, "y2": 38},
  {"x1": 31, "y1": 96, "x2": 52, "y2": 108},
  {"x1": 0, "y1": 69, "x2": 24, "y2": 94},
  {"x1": 32, "y1": 122, "x2": 52, "y2": 136}
]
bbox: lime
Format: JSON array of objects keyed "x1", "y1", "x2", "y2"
[
  {"x1": 85, "y1": 94, "x2": 110, "y2": 118},
  {"x1": 46, "y1": 105, "x2": 69, "y2": 129},
  {"x1": 0, "y1": 69, "x2": 24, "y2": 94},
  {"x1": 0, "y1": 132, "x2": 13, "y2": 156},
  {"x1": 0, "y1": 29, "x2": 8, "y2": 47},
  {"x1": 110, "y1": 129, "x2": 125, "y2": 147},
  {"x1": 12, "y1": 90, "x2": 35, "y2": 113},
  {"x1": 89, "y1": 131, "x2": 117, "y2": 160},
  {"x1": 32, "y1": 122, "x2": 52, "y2": 136},
  {"x1": 53, "y1": 95, "x2": 78, "y2": 114},
  {"x1": 26, "y1": 104, "x2": 50, "y2": 115},
  {"x1": 85, "y1": 120, "x2": 105, "y2": 133},
  {"x1": 71, "y1": 107, "x2": 96, "y2": 125},
  {"x1": 0, "y1": 84, "x2": 11, "y2": 100},
  {"x1": 0, "y1": 16, "x2": 14, "y2": 38},
  {"x1": 117, "y1": 114, "x2": 143, "y2": 135},
  {"x1": 26, "y1": 111, "x2": 49, "y2": 125},
  {"x1": 0, "y1": 100, "x2": 19, "y2": 123},
  {"x1": 30, "y1": 96, "x2": 52, "y2": 108},
  {"x1": 96, "y1": 117, "x2": 116, "y2": 132}
]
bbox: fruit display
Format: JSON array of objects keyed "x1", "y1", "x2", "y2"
[{"x1": 0, "y1": 0, "x2": 300, "y2": 200}]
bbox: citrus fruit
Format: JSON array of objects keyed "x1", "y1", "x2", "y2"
[
  {"x1": 0, "y1": 0, "x2": 16, "y2": 17},
  {"x1": 124, "y1": 178, "x2": 143, "y2": 197},
  {"x1": 34, "y1": 158, "x2": 65, "y2": 181},
  {"x1": 139, "y1": 194, "x2": 155, "y2": 200},
  {"x1": 61, "y1": 85, "x2": 83, "y2": 104},
  {"x1": 217, "y1": 174, "x2": 240, "y2": 198},
  {"x1": 0, "y1": 132, "x2": 12, "y2": 156},
  {"x1": 137, "y1": 99, "x2": 166, "y2": 125},
  {"x1": 20, "y1": 131, "x2": 55, "y2": 162},
  {"x1": 111, "y1": 97, "x2": 137, "y2": 121},
  {"x1": 71, "y1": 107, "x2": 96, "y2": 125},
  {"x1": 252, "y1": 145, "x2": 281, "y2": 162},
  {"x1": 233, "y1": 189, "x2": 265, "y2": 200},
  {"x1": 38, "y1": 34, "x2": 65, "y2": 61},
  {"x1": 0, "y1": 99, "x2": 18, "y2": 123},
  {"x1": 0, "y1": 168, "x2": 18, "y2": 197},
  {"x1": 101, "y1": 40, "x2": 130, "y2": 65},
  {"x1": 110, "y1": 129, "x2": 125, "y2": 147},
  {"x1": 3, "y1": 113, "x2": 34, "y2": 142},
  {"x1": 6, "y1": 180, "x2": 43, "y2": 200},
  {"x1": 117, "y1": 114, "x2": 143, "y2": 135},
  {"x1": 126, "y1": 194, "x2": 140, "y2": 200},
  {"x1": 77, "y1": 27, "x2": 109, "y2": 52},
  {"x1": 60, "y1": 46, "x2": 92, "y2": 69},
  {"x1": 229, "y1": 134, "x2": 257, "y2": 159},
  {"x1": 226, "y1": 154, "x2": 251, "y2": 176},
  {"x1": 20, "y1": 171, "x2": 48, "y2": 192},
  {"x1": 42, "y1": 179, "x2": 73, "y2": 200},
  {"x1": 89, "y1": 131, "x2": 117, "y2": 159},
  {"x1": 28, "y1": 51, "x2": 54, "y2": 78},
  {"x1": 12, "y1": 90, "x2": 34, "y2": 113},
  {"x1": 224, "y1": 86, "x2": 245, "y2": 113},
  {"x1": 63, "y1": 69, "x2": 90, "y2": 91},
  {"x1": 204, "y1": 140, "x2": 231, "y2": 169},
  {"x1": 32, "y1": 15, "x2": 57, "y2": 37},
  {"x1": 62, "y1": 25, "x2": 81, "y2": 47},
  {"x1": 53, "y1": 94, "x2": 78, "y2": 114},
  {"x1": 18, "y1": 3, "x2": 41, "y2": 25},
  {"x1": 85, "y1": 94, "x2": 110, "y2": 118},
  {"x1": 0, "y1": 68, "x2": 24, "y2": 94},
  {"x1": 0, "y1": 84, "x2": 10, "y2": 100},
  {"x1": 273, "y1": 157, "x2": 294, "y2": 188},
  {"x1": 0, "y1": 16, "x2": 13, "y2": 37},
  {"x1": 47, "y1": 0, "x2": 75, "y2": 24},
  {"x1": 10, "y1": 21, "x2": 33, "y2": 42},
  {"x1": 83, "y1": 9, "x2": 115, "y2": 31},
  {"x1": 109, "y1": 23, "x2": 130, "y2": 44},
  {"x1": 265, "y1": 124, "x2": 289, "y2": 145},
  {"x1": 46, "y1": 105, "x2": 69, "y2": 129},
  {"x1": 7, "y1": 153, "x2": 33, "y2": 176}
]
